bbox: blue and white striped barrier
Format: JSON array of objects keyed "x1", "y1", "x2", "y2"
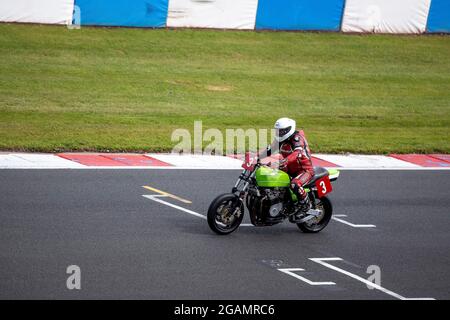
[
  {"x1": 0, "y1": 0, "x2": 448, "y2": 33},
  {"x1": 427, "y1": 0, "x2": 450, "y2": 33},
  {"x1": 75, "y1": 0, "x2": 168, "y2": 27},
  {"x1": 167, "y1": 0, "x2": 258, "y2": 30},
  {"x1": 0, "y1": 0, "x2": 74, "y2": 25},
  {"x1": 255, "y1": 0, "x2": 346, "y2": 31},
  {"x1": 341, "y1": 0, "x2": 431, "y2": 34}
]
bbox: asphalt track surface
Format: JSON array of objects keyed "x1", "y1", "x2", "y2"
[{"x1": 0, "y1": 169, "x2": 449, "y2": 299}]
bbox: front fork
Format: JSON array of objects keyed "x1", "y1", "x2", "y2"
[
  {"x1": 232, "y1": 169, "x2": 256, "y2": 197},
  {"x1": 230, "y1": 169, "x2": 256, "y2": 217}
]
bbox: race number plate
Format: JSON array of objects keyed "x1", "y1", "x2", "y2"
[
  {"x1": 315, "y1": 176, "x2": 332, "y2": 198},
  {"x1": 241, "y1": 152, "x2": 255, "y2": 170}
]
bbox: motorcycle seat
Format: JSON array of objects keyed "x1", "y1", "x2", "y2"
[{"x1": 304, "y1": 167, "x2": 329, "y2": 188}]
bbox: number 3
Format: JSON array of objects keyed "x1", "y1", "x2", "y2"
[{"x1": 319, "y1": 181, "x2": 327, "y2": 194}]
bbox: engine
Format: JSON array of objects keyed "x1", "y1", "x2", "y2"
[
  {"x1": 246, "y1": 187, "x2": 287, "y2": 226},
  {"x1": 264, "y1": 188, "x2": 284, "y2": 217},
  {"x1": 264, "y1": 188, "x2": 283, "y2": 201},
  {"x1": 263, "y1": 188, "x2": 287, "y2": 219},
  {"x1": 268, "y1": 202, "x2": 283, "y2": 217}
]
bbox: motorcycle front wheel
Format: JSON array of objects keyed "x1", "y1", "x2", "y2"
[
  {"x1": 297, "y1": 195, "x2": 332, "y2": 233},
  {"x1": 207, "y1": 193, "x2": 244, "y2": 235}
]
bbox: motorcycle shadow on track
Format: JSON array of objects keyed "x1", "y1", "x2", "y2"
[{"x1": 173, "y1": 200, "x2": 337, "y2": 239}]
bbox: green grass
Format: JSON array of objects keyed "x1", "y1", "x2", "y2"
[{"x1": 0, "y1": 23, "x2": 449, "y2": 154}]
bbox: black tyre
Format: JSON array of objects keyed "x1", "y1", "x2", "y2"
[
  {"x1": 297, "y1": 196, "x2": 332, "y2": 233},
  {"x1": 207, "y1": 193, "x2": 244, "y2": 235}
]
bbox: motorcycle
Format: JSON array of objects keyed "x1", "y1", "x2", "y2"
[{"x1": 207, "y1": 154, "x2": 340, "y2": 235}]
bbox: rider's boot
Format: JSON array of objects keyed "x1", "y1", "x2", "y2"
[
  {"x1": 296, "y1": 196, "x2": 311, "y2": 215},
  {"x1": 290, "y1": 183, "x2": 311, "y2": 220},
  {"x1": 290, "y1": 196, "x2": 311, "y2": 222}
]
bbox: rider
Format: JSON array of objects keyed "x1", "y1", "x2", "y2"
[{"x1": 257, "y1": 118, "x2": 315, "y2": 215}]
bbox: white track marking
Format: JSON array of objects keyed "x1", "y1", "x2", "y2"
[
  {"x1": 315, "y1": 154, "x2": 421, "y2": 168},
  {"x1": 1, "y1": 164, "x2": 449, "y2": 170},
  {"x1": 310, "y1": 258, "x2": 435, "y2": 300},
  {"x1": 142, "y1": 185, "x2": 192, "y2": 204},
  {"x1": 142, "y1": 194, "x2": 253, "y2": 227},
  {"x1": 13, "y1": 153, "x2": 85, "y2": 168},
  {"x1": 3, "y1": 167, "x2": 449, "y2": 170},
  {"x1": 1, "y1": 152, "x2": 450, "y2": 169},
  {"x1": 325, "y1": 167, "x2": 449, "y2": 171},
  {"x1": 147, "y1": 153, "x2": 243, "y2": 169},
  {"x1": 143, "y1": 194, "x2": 206, "y2": 219},
  {"x1": 278, "y1": 268, "x2": 336, "y2": 286},
  {"x1": 0, "y1": 154, "x2": 85, "y2": 168},
  {"x1": 0, "y1": 154, "x2": 34, "y2": 168},
  {"x1": 332, "y1": 214, "x2": 376, "y2": 228}
]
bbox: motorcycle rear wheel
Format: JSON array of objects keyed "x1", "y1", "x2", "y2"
[
  {"x1": 207, "y1": 193, "x2": 244, "y2": 235},
  {"x1": 297, "y1": 196, "x2": 332, "y2": 233}
]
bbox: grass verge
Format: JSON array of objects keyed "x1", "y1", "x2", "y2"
[{"x1": 0, "y1": 24, "x2": 449, "y2": 153}]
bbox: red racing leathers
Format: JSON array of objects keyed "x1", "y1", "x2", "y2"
[{"x1": 260, "y1": 130, "x2": 314, "y2": 201}]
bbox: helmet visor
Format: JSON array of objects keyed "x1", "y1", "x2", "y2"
[{"x1": 277, "y1": 126, "x2": 291, "y2": 139}]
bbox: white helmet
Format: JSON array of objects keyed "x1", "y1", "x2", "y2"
[{"x1": 274, "y1": 117, "x2": 296, "y2": 142}]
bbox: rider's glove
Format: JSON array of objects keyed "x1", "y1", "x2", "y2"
[{"x1": 279, "y1": 158, "x2": 288, "y2": 172}]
